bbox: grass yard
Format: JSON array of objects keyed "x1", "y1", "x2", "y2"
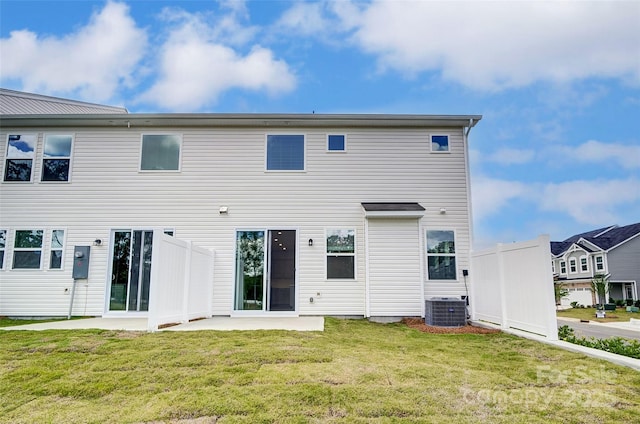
[
  {"x1": 1, "y1": 318, "x2": 639, "y2": 423},
  {"x1": 557, "y1": 307, "x2": 639, "y2": 322}
]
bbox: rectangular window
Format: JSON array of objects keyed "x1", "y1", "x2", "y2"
[
  {"x1": 431, "y1": 135, "x2": 449, "y2": 152},
  {"x1": 580, "y1": 257, "x2": 588, "y2": 272},
  {"x1": 140, "y1": 134, "x2": 182, "y2": 171},
  {"x1": 327, "y1": 134, "x2": 346, "y2": 151},
  {"x1": 4, "y1": 134, "x2": 37, "y2": 182},
  {"x1": 551, "y1": 261, "x2": 555, "y2": 273},
  {"x1": 49, "y1": 229, "x2": 65, "y2": 269},
  {"x1": 266, "y1": 135, "x2": 305, "y2": 171},
  {"x1": 595, "y1": 256, "x2": 604, "y2": 271},
  {"x1": 426, "y1": 230, "x2": 456, "y2": 280},
  {"x1": 326, "y1": 229, "x2": 355, "y2": 279},
  {"x1": 13, "y1": 230, "x2": 43, "y2": 269},
  {"x1": 0, "y1": 230, "x2": 6, "y2": 269},
  {"x1": 569, "y1": 258, "x2": 577, "y2": 273},
  {"x1": 560, "y1": 261, "x2": 567, "y2": 274},
  {"x1": 42, "y1": 134, "x2": 73, "y2": 181}
]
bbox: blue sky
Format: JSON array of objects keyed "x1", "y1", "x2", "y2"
[{"x1": 1, "y1": 0, "x2": 639, "y2": 248}]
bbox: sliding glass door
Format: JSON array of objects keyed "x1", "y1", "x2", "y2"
[{"x1": 109, "y1": 230, "x2": 153, "y2": 312}]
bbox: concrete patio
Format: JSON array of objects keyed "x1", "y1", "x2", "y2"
[{"x1": 0, "y1": 316, "x2": 325, "y2": 332}]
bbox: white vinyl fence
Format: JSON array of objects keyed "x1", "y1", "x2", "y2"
[
  {"x1": 470, "y1": 235, "x2": 558, "y2": 340},
  {"x1": 147, "y1": 232, "x2": 215, "y2": 332}
]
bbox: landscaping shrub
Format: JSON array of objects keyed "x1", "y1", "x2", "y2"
[{"x1": 558, "y1": 325, "x2": 640, "y2": 359}]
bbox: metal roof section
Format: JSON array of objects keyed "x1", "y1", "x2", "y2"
[
  {"x1": 0, "y1": 113, "x2": 482, "y2": 129},
  {"x1": 0, "y1": 88, "x2": 128, "y2": 115},
  {"x1": 361, "y1": 202, "x2": 426, "y2": 218}
]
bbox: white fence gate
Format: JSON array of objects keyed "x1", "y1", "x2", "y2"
[
  {"x1": 147, "y1": 232, "x2": 215, "y2": 331},
  {"x1": 470, "y1": 235, "x2": 558, "y2": 340}
]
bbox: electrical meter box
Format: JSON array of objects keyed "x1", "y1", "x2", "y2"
[{"x1": 72, "y1": 246, "x2": 91, "y2": 279}]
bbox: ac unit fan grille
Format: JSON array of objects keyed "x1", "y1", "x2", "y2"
[{"x1": 425, "y1": 298, "x2": 466, "y2": 327}]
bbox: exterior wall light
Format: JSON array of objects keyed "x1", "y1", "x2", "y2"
[
  {"x1": 219, "y1": 206, "x2": 229, "y2": 214},
  {"x1": 308, "y1": 238, "x2": 313, "y2": 246},
  {"x1": 93, "y1": 239, "x2": 102, "y2": 246}
]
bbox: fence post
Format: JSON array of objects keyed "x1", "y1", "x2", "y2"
[
  {"x1": 147, "y1": 230, "x2": 163, "y2": 332},
  {"x1": 538, "y1": 234, "x2": 558, "y2": 340},
  {"x1": 497, "y1": 243, "x2": 508, "y2": 330},
  {"x1": 182, "y1": 240, "x2": 192, "y2": 324}
]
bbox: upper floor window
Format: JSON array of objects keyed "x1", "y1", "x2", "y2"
[
  {"x1": 0, "y1": 230, "x2": 6, "y2": 269},
  {"x1": 560, "y1": 261, "x2": 567, "y2": 274},
  {"x1": 266, "y1": 135, "x2": 305, "y2": 171},
  {"x1": 431, "y1": 135, "x2": 449, "y2": 152},
  {"x1": 327, "y1": 134, "x2": 346, "y2": 152},
  {"x1": 49, "y1": 229, "x2": 65, "y2": 269},
  {"x1": 595, "y1": 256, "x2": 604, "y2": 271},
  {"x1": 580, "y1": 256, "x2": 588, "y2": 272},
  {"x1": 569, "y1": 258, "x2": 577, "y2": 273},
  {"x1": 140, "y1": 134, "x2": 181, "y2": 171},
  {"x1": 13, "y1": 230, "x2": 43, "y2": 269},
  {"x1": 4, "y1": 134, "x2": 37, "y2": 182},
  {"x1": 42, "y1": 134, "x2": 73, "y2": 181},
  {"x1": 551, "y1": 261, "x2": 555, "y2": 274},
  {"x1": 326, "y1": 229, "x2": 355, "y2": 279},
  {"x1": 426, "y1": 230, "x2": 456, "y2": 280}
]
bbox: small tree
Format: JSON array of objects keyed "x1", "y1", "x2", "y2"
[
  {"x1": 554, "y1": 281, "x2": 569, "y2": 309},
  {"x1": 591, "y1": 273, "x2": 609, "y2": 309}
]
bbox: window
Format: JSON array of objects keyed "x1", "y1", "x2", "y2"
[
  {"x1": 4, "y1": 134, "x2": 37, "y2": 182},
  {"x1": 0, "y1": 230, "x2": 6, "y2": 269},
  {"x1": 569, "y1": 258, "x2": 577, "y2": 273},
  {"x1": 326, "y1": 229, "x2": 355, "y2": 279},
  {"x1": 42, "y1": 134, "x2": 73, "y2": 181},
  {"x1": 327, "y1": 134, "x2": 346, "y2": 152},
  {"x1": 140, "y1": 134, "x2": 181, "y2": 171},
  {"x1": 49, "y1": 229, "x2": 65, "y2": 269},
  {"x1": 580, "y1": 256, "x2": 588, "y2": 272},
  {"x1": 266, "y1": 135, "x2": 305, "y2": 171},
  {"x1": 426, "y1": 230, "x2": 456, "y2": 280},
  {"x1": 13, "y1": 230, "x2": 43, "y2": 269},
  {"x1": 551, "y1": 261, "x2": 555, "y2": 273},
  {"x1": 431, "y1": 135, "x2": 449, "y2": 152},
  {"x1": 595, "y1": 256, "x2": 604, "y2": 271},
  {"x1": 560, "y1": 261, "x2": 567, "y2": 274}
]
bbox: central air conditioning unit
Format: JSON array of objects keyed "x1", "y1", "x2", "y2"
[{"x1": 425, "y1": 298, "x2": 467, "y2": 327}]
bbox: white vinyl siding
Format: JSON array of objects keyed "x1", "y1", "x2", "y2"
[
  {"x1": 367, "y1": 218, "x2": 422, "y2": 317},
  {"x1": 0, "y1": 125, "x2": 471, "y2": 317}
]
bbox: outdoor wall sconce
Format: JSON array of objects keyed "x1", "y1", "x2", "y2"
[
  {"x1": 93, "y1": 239, "x2": 102, "y2": 246},
  {"x1": 308, "y1": 239, "x2": 313, "y2": 246},
  {"x1": 219, "y1": 206, "x2": 229, "y2": 214}
]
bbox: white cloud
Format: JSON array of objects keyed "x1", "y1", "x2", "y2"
[
  {"x1": 335, "y1": 1, "x2": 640, "y2": 90},
  {"x1": 539, "y1": 178, "x2": 640, "y2": 225},
  {"x1": 486, "y1": 148, "x2": 535, "y2": 165},
  {"x1": 471, "y1": 175, "x2": 528, "y2": 221},
  {"x1": 0, "y1": 1, "x2": 147, "y2": 102},
  {"x1": 140, "y1": 8, "x2": 296, "y2": 110},
  {"x1": 561, "y1": 140, "x2": 640, "y2": 170}
]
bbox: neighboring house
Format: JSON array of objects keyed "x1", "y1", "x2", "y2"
[
  {"x1": 551, "y1": 223, "x2": 640, "y2": 306},
  {"x1": 0, "y1": 89, "x2": 481, "y2": 319}
]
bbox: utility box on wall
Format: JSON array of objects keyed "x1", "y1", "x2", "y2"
[{"x1": 72, "y1": 246, "x2": 91, "y2": 279}]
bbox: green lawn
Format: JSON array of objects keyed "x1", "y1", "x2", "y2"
[
  {"x1": 1, "y1": 318, "x2": 638, "y2": 423},
  {"x1": 557, "y1": 307, "x2": 639, "y2": 322}
]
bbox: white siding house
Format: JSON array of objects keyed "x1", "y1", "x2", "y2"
[{"x1": 0, "y1": 110, "x2": 481, "y2": 319}]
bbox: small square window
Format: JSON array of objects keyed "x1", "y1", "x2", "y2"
[
  {"x1": 4, "y1": 134, "x2": 37, "y2": 182},
  {"x1": 42, "y1": 134, "x2": 73, "y2": 181},
  {"x1": 327, "y1": 135, "x2": 346, "y2": 151},
  {"x1": 266, "y1": 135, "x2": 305, "y2": 171},
  {"x1": 431, "y1": 135, "x2": 449, "y2": 152},
  {"x1": 140, "y1": 134, "x2": 181, "y2": 171}
]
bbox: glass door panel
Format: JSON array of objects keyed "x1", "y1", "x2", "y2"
[
  {"x1": 109, "y1": 230, "x2": 153, "y2": 312},
  {"x1": 268, "y1": 230, "x2": 296, "y2": 311},
  {"x1": 235, "y1": 231, "x2": 265, "y2": 310},
  {"x1": 109, "y1": 231, "x2": 131, "y2": 311}
]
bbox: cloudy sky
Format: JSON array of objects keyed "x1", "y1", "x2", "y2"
[{"x1": 1, "y1": 0, "x2": 639, "y2": 248}]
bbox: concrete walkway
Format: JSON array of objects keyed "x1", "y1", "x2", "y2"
[{"x1": 0, "y1": 316, "x2": 325, "y2": 332}]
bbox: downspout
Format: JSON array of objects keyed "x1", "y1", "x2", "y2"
[{"x1": 463, "y1": 118, "x2": 477, "y2": 320}]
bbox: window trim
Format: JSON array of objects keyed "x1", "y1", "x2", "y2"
[
  {"x1": 579, "y1": 255, "x2": 588, "y2": 273},
  {"x1": 12, "y1": 229, "x2": 44, "y2": 270},
  {"x1": 430, "y1": 134, "x2": 451, "y2": 153},
  {"x1": 595, "y1": 255, "x2": 604, "y2": 272},
  {"x1": 327, "y1": 134, "x2": 347, "y2": 152},
  {"x1": 0, "y1": 229, "x2": 6, "y2": 270},
  {"x1": 41, "y1": 133, "x2": 74, "y2": 183},
  {"x1": 560, "y1": 260, "x2": 567, "y2": 275},
  {"x1": 3, "y1": 133, "x2": 38, "y2": 183},
  {"x1": 569, "y1": 258, "x2": 577, "y2": 274},
  {"x1": 139, "y1": 133, "x2": 183, "y2": 172},
  {"x1": 48, "y1": 229, "x2": 66, "y2": 270},
  {"x1": 265, "y1": 134, "x2": 306, "y2": 172},
  {"x1": 325, "y1": 228, "x2": 356, "y2": 280},
  {"x1": 425, "y1": 229, "x2": 458, "y2": 281},
  {"x1": 551, "y1": 260, "x2": 555, "y2": 274}
]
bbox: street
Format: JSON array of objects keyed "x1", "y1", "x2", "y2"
[{"x1": 557, "y1": 318, "x2": 640, "y2": 341}]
